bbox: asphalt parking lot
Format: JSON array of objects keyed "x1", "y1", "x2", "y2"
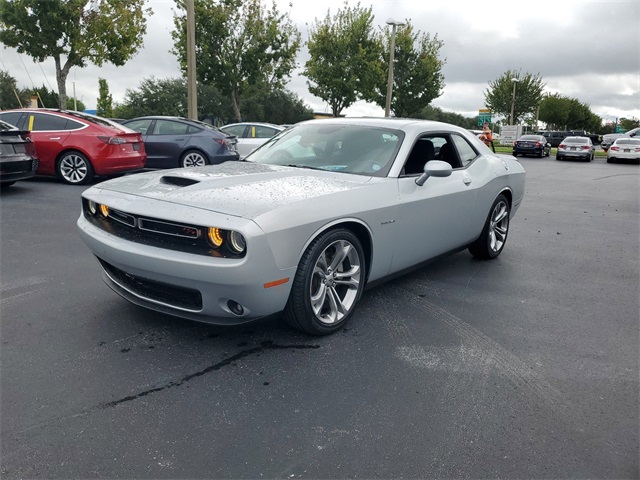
[{"x1": 1, "y1": 155, "x2": 638, "y2": 478}]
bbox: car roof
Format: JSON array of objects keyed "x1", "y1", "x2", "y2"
[{"x1": 221, "y1": 122, "x2": 284, "y2": 129}]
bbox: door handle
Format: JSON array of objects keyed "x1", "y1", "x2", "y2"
[
  {"x1": 49, "y1": 137, "x2": 61, "y2": 140},
  {"x1": 463, "y1": 177, "x2": 472, "y2": 186}
]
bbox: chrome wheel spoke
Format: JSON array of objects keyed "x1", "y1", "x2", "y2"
[
  {"x1": 310, "y1": 281, "x2": 327, "y2": 315},
  {"x1": 325, "y1": 286, "x2": 346, "y2": 323},
  {"x1": 334, "y1": 266, "x2": 360, "y2": 288},
  {"x1": 328, "y1": 240, "x2": 351, "y2": 271}
]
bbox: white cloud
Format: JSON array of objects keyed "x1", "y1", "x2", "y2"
[{"x1": 1, "y1": 0, "x2": 638, "y2": 122}]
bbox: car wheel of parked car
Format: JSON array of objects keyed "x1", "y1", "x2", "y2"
[
  {"x1": 538, "y1": 149, "x2": 544, "y2": 158},
  {"x1": 57, "y1": 151, "x2": 95, "y2": 185},
  {"x1": 284, "y1": 228, "x2": 366, "y2": 335},
  {"x1": 181, "y1": 150, "x2": 207, "y2": 167},
  {"x1": 607, "y1": 158, "x2": 614, "y2": 163},
  {"x1": 469, "y1": 194, "x2": 510, "y2": 260}
]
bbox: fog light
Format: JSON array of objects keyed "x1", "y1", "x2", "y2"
[{"x1": 227, "y1": 300, "x2": 244, "y2": 316}]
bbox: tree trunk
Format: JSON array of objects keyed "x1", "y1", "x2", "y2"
[
  {"x1": 231, "y1": 88, "x2": 242, "y2": 122},
  {"x1": 54, "y1": 55, "x2": 73, "y2": 110}
]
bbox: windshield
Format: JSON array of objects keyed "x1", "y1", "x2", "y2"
[
  {"x1": 563, "y1": 137, "x2": 588, "y2": 144},
  {"x1": 246, "y1": 123, "x2": 404, "y2": 177}
]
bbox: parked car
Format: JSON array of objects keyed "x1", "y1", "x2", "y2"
[
  {"x1": 121, "y1": 116, "x2": 239, "y2": 168},
  {"x1": 607, "y1": 138, "x2": 640, "y2": 164},
  {"x1": 556, "y1": 136, "x2": 595, "y2": 161},
  {"x1": 0, "y1": 109, "x2": 146, "y2": 185},
  {"x1": 567, "y1": 130, "x2": 601, "y2": 145},
  {"x1": 512, "y1": 134, "x2": 551, "y2": 157},
  {"x1": 0, "y1": 119, "x2": 38, "y2": 187},
  {"x1": 601, "y1": 127, "x2": 640, "y2": 152},
  {"x1": 77, "y1": 118, "x2": 526, "y2": 335},
  {"x1": 536, "y1": 131, "x2": 568, "y2": 147},
  {"x1": 219, "y1": 122, "x2": 284, "y2": 157}
]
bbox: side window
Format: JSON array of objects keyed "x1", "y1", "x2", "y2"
[
  {"x1": 124, "y1": 119, "x2": 153, "y2": 135},
  {"x1": 255, "y1": 126, "x2": 277, "y2": 139},
  {"x1": 222, "y1": 125, "x2": 246, "y2": 137},
  {"x1": 63, "y1": 119, "x2": 84, "y2": 130},
  {"x1": 153, "y1": 120, "x2": 189, "y2": 135},
  {"x1": 0, "y1": 112, "x2": 25, "y2": 128},
  {"x1": 29, "y1": 113, "x2": 71, "y2": 131},
  {"x1": 451, "y1": 135, "x2": 478, "y2": 167},
  {"x1": 403, "y1": 135, "x2": 442, "y2": 175}
]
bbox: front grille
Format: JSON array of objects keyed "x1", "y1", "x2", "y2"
[
  {"x1": 82, "y1": 198, "x2": 244, "y2": 258},
  {"x1": 98, "y1": 258, "x2": 203, "y2": 311}
]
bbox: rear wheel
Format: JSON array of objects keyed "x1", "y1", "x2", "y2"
[
  {"x1": 180, "y1": 150, "x2": 207, "y2": 167},
  {"x1": 469, "y1": 194, "x2": 510, "y2": 260},
  {"x1": 284, "y1": 229, "x2": 365, "y2": 335},
  {"x1": 57, "y1": 151, "x2": 94, "y2": 185}
]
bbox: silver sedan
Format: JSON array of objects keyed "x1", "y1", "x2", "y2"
[{"x1": 77, "y1": 118, "x2": 526, "y2": 335}]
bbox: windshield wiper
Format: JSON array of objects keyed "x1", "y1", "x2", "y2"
[{"x1": 285, "y1": 164, "x2": 322, "y2": 171}]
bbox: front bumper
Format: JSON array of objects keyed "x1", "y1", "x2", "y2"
[{"x1": 77, "y1": 215, "x2": 296, "y2": 325}]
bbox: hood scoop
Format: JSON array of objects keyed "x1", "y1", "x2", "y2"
[{"x1": 160, "y1": 175, "x2": 201, "y2": 187}]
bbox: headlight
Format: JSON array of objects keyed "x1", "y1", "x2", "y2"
[
  {"x1": 99, "y1": 204, "x2": 109, "y2": 217},
  {"x1": 207, "y1": 227, "x2": 223, "y2": 247},
  {"x1": 87, "y1": 200, "x2": 98, "y2": 216},
  {"x1": 228, "y1": 231, "x2": 246, "y2": 253}
]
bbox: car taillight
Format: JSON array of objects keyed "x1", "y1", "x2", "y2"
[
  {"x1": 97, "y1": 136, "x2": 127, "y2": 145},
  {"x1": 635, "y1": 148, "x2": 640, "y2": 152},
  {"x1": 582, "y1": 146, "x2": 590, "y2": 150},
  {"x1": 559, "y1": 144, "x2": 566, "y2": 149},
  {"x1": 513, "y1": 141, "x2": 517, "y2": 146},
  {"x1": 535, "y1": 142, "x2": 541, "y2": 146},
  {"x1": 610, "y1": 146, "x2": 619, "y2": 151}
]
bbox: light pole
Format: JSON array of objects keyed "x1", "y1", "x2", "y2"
[
  {"x1": 509, "y1": 77, "x2": 519, "y2": 125},
  {"x1": 186, "y1": 0, "x2": 198, "y2": 120},
  {"x1": 384, "y1": 18, "x2": 405, "y2": 118}
]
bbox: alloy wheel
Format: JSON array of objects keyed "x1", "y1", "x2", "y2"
[
  {"x1": 309, "y1": 239, "x2": 361, "y2": 325},
  {"x1": 488, "y1": 200, "x2": 509, "y2": 254}
]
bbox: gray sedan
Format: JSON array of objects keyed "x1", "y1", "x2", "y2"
[
  {"x1": 77, "y1": 118, "x2": 526, "y2": 335},
  {"x1": 556, "y1": 136, "x2": 595, "y2": 162}
]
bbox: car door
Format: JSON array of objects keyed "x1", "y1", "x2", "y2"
[
  {"x1": 22, "y1": 112, "x2": 81, "y2": 176},
  {"x1": 122, "y1": 119, "x2": 154, "y2": 167},
  {"x1": 391, "y1": 133, "x2": 479, "y2": 273},
  {"x1": 241, "y1": 124, "x2": 280, "y2": 157},
  {"x1": 143, "y1": 119, "x2": 190, "y2": 168}
]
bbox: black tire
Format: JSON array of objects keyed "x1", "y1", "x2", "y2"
[
  {"x1": 1, "y1": 181, "x2": 16, "y2": 189},
  {"x1": 538, "y1": 149, "x2": 544, "y2": 158},
  {"x1": 469, "y1": 194, "x2": 510, "y2": 260},
  {"x1": 180, "y1": 150, "x2": 208, "y2": 167},
  {"x1": 284, "y1": 228, "x2": 366, "y2": 335},
  {"x1": 57, "y1": 151, "x2": 94, "y2": 185},
  {"x1": 607, "y1": 158, "x2": 614, "y2": 164}
]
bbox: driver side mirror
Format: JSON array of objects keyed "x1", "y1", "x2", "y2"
[{"x1": 416, "y1": 160, "x2": 453, "y2": 186}]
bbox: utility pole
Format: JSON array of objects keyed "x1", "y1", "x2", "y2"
[
  {"x1": 72, "y1": 81, "x2": 77, "y2": 111},
  {"x1": 186, "y1": 0, "x2": 198, "y2": 120},
  {"x1": 384, "y1": 19, "x2": 405, "y2": 118}
]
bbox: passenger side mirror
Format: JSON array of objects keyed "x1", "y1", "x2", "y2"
[{"x1": 415, "y1": 160, "x2": 453, "y2": 186}]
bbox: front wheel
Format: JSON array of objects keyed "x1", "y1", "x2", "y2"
[
  {"x1": 284, "y1": 229, "x2": 366, "y2": 335},
  {"x1": 181, "y1": 150, "x2": 207, "y2": 167},
  {"x1": 57, "y1": 151, "x2": 94, "y2": 185},
  {"x1": 469, "y1": 194, "x2": 510, "y2": 260}
]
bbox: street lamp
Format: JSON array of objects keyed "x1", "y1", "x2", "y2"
[
  {"x1": 384, "y1": 18, "x2": 405, "y2": 118},
  {"x1": 509, "y1": 77, "x2": 519, "y2": 125}
]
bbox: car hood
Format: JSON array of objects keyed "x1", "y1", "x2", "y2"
[{"x1": 93, "y1": 162, "x2": 373, "y2": 219}]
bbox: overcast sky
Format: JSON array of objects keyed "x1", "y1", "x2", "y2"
[{"x1": 1, "y1": 0, "x2": 638, "y2": 123}]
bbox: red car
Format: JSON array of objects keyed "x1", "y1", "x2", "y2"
[{"x1": 0, "y1": 109, "x2": 146, "y2": 185}]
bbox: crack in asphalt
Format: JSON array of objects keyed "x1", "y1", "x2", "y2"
[{"x1": 102, "y1": 341, "x2": 320, "y2": 409}]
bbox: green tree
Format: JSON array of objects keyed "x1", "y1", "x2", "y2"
[
  {"x1": 417, "y1": 104, "x2": 476, "y2": 129},
  {"x1": 372, "y1": 22, "x2": 445, "y2": 118},
  {"x1": 539, "y1": 93, "x2": 601, "y2": 131},
  {"x1": 172, "y1": 0, "x2": 300, "y2": 122},
  {"x1": 0, "y1": 0, "x2": 151, "y2": 109},
  {"x1": 113, "y1": 77, "x2": 189, "y2": 119},
  {"x1": 0, "y1": 69, "x2": 29, "y2": 108},
  {"x1": 484, "y1": 70, "x2": 545, "y2": 124},
  {"x1": 619, "y1": 117, "x2": 639, "y2": 132},
  {"x1": 96, "y1": 78, "x2": 113, "y2": 118},
  {"x1": 304, "y1": 2, "x2": 382, "y2": 117}
]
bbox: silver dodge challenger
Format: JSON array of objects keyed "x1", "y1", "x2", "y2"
[{"x1": 77, "y1": 118, "x2": 526, "y2": 335}]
